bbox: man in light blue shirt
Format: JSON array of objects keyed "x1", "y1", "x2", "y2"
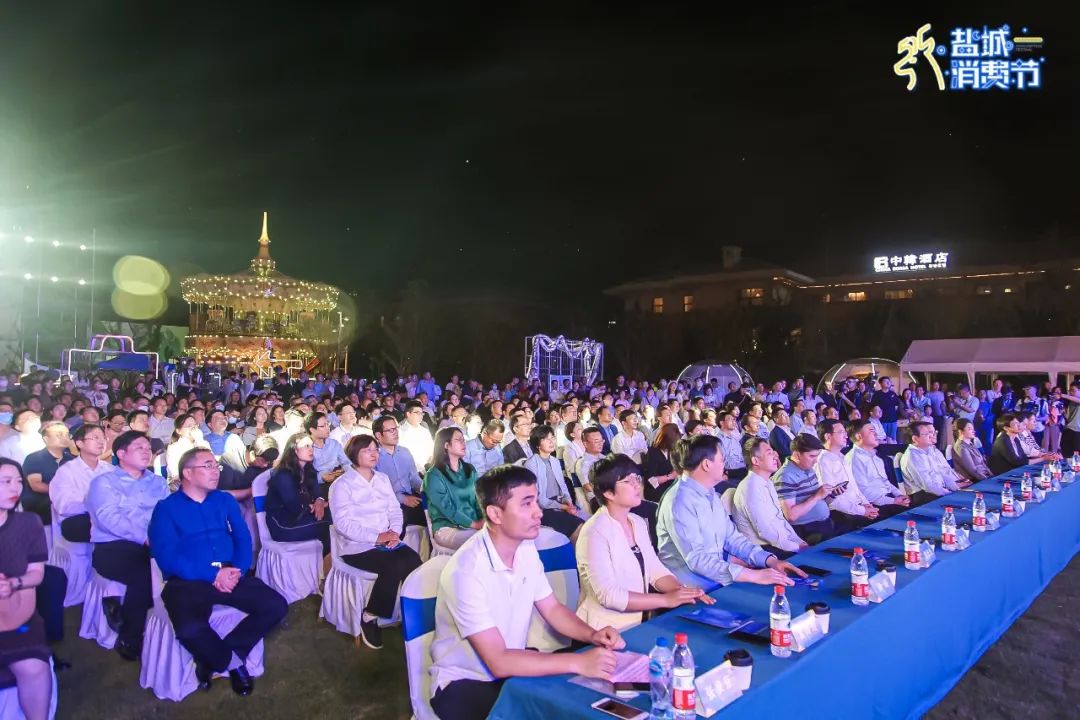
[
  {"x1": 656, "y1": 434, "x2": 805, "y2": 590},
  {"x1": 86, "y1": 431, "x2": 170, "y2": 660},
  {"x1": 373, "y1": 415, "x2": 425, "y2": 529},
  {"x1": 465, "y1": 419, "x2": 505, "y2": 478},
  {"x1": 305, "y1": 411, "x2": 350, "y2": 484}
]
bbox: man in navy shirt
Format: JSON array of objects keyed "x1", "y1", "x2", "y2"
[
  {"x1": 22, "y1": 421, "x2": 74, "y2": 525},
  {"x1": 870, "y1": 377, "x2": 902, "y2": 442},
  {"x1": 149, "y1": 448, "x2": 287, "y2": 696}
]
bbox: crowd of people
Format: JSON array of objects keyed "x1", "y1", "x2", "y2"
[{"x1": 1, "y1": 362, "x2": 1079, "y2": 719}]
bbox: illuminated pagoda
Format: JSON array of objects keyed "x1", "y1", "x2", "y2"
[{"x1": 180, "y1": 212, "x2": 341, "y2": 374}]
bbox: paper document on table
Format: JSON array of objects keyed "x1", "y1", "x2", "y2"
[{"x1": 612, "y1": 652, "x2": 650, "y2": 683}]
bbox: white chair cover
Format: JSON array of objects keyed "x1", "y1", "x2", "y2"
[
  {"x1": 421, "y1": 494, "x2": 455, "y2": 558},
  {"x1": 527, "y1": 527, "x2": 579, "y2": 652},
  {"x1": 251, "y1": 470, "x2": 321, "y2": 604},
  {"x1": 402, "y1": 525, "x2": 430, "y2": 562},
  {"x1": 318, "y1": 528, "x2": 379, "y2": 640},
  {"x1": 78, "y1": 568, "x2": 127, "y2": 649},
  {"x1": 139, "y1": 560, "x2": 265, "y2": 702},
  {"x1": 0, "y1": 657, "x2": 58, "y2": 720},
  {"x1": 400, "y1": 555, "x2": 450, "y2": 720},
  {"x1": 48, "y1": 514, "x2": 91, "y2": 607}
]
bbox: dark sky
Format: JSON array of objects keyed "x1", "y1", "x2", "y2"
[{"x1": 1, "y1": 2, "x2": 1077, "y2": 303}]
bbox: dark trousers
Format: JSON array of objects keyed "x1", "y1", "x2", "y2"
[
  {"x1": 762, "y1": 544, "x2": 795, "y2": 560},
  {"x1": 268, "y1": 514, "x2": 332, "y2": 556},
  {"x1": 631, "y1": 500, "x2": 659, "y2": 548},
  {"x1": 161, "y1": 576, "x2": 288, "y2": 673},
  {"x1": 400, "y1": 499, "x2": 427, "y2": 531},
  {"x1": 873, "y1": 503, "x2": 909, "y2": 520},
  {"x1": 793, "y1": 518, "x2": 836, "y2": 545},
  {"x1": 830, "y1": 510, "x2": 875, "y2": 534},
  {"x1": 907, "y1": 490, "x2": 939, "y2": 507},
  {"x1": 541, "y1": 508, "x2": 584, "y2": 538},
  {"x1": 432, "y1": 678, "x2": 505, "y2": 720},
  {"x1": 342, "y1": 545, "x2": 422, "y2": 619},
  {"x1": 37, "y1": 565, "x2": 68, "y2": 643},
  {"x1": 92, "y1": 540, "x2": 152, "y2": 646},
  {"x1": 60, "y1": 513, "x2": 92, "y2": 543}
]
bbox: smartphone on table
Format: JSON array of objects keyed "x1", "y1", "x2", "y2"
[{"x1": 591, "y1": 697, "x2": 648, "y2": 719}]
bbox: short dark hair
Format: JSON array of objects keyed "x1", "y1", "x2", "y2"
[
  {"x1": 581, "y1": 426, "x2": 602, "y2": 442},
  {"x1": 618, "y1": 409, "x2": 636, "y2": 424},
  {"x1": 528, "y1": 424, "x2": 555, "y2": 452},
  {"x1": 344, "y1": 434, "x2": 378, "y2": 465},
  {"x1": 476, "y1": 464, "x2": 537, "y2": 512},
  {"x1": 126, "y1": 409, "x2": 149, "y2": 425},
  {"x1": 372, "y1": 414, "x2": 397, "y2": 434},
  {"x1": 73, "y1": 422, "x2": 105, "y2": 444},
  {"x1": 910, "y1": 420, "x2": 934, "y2": 437},
  {"x1": 791, "y1": 433, "x2": 823, "y2": 454},
  {"x1": 113, "y1": 429, "x2": 150, "y2": 456},
  {"x1": 817, "y1": 418, "x2": 843, "y2": 441},
  {"x1": 678, "y1": 434, "x2": 721, "y2": 472},
  {"x1": 684, "y1": 419, "x2": 702, "y2": 436},
  {"x1": 303, "y1": 411, "x2": 327, "y2": 433},
  {"x1": 741, "y1": 436, "x2": 769, "y2": 467},
  {"x1": 592, "y1": 454, "x2": 641, "y2": 505},
  {"x1": 995, "y1": 413, "x2": 1017, "y2": 431},
  {"x1": 178, "y1": 447, "x2": 214, "y2": 481},
  {"x1": 849, "y1": 419, "x2": 873, "y2": 438}
]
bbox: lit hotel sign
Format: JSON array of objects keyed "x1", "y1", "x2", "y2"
[{"x1": 873, "y1": 252, "x2": 949, "y2": 273}]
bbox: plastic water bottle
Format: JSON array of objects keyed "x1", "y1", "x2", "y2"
[
  {"x1": 850, "y1": 547, "x2": 869, "y2": 605},
  {"x1": 1072, "y1": 451, "x2": 1080, "y2": 472},
  {"x1": 1001, "y1": 482, "x2": 1015, "y2": 517},
  {"x1": 972, "y1": 492, "x2": 986, "y2": 532},
  {"x1": 904, "y1": 520, "x2": 921, "y2": 570},
  {"x1": 1051, "y1": 461, "x2": 1063, "y2": 490},
  {"x1": 648, "y1": 637, "x2": 673, "y2": 719},
  {"x1": 941, "y1": 507, "x2": 957, "y2": 551},
  {"x1": 769, "y1": 585, "x2": 792, "y2": 658},
  {"x1": 1020, "y1": 472, "x2": 1032, "y2": 501},
  {"x1": 671, "y1": 633, "x2": 695, "y2": 719}
]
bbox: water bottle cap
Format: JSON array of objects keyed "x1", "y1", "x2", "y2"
[
  {"x1": 975, "y1": 492, "x2": 982, "y2": 498},
  {"x1": 945, "y1": 506, "x2": 952, "y2": 512},
  {"x1": 854, "y1": 547, "x2": 864, "y2": 554},
  {"x1": 674, "y1": 632, "x2": 688, "y2": 644},
  {"x1": 774, "y1": 585, "x2": 785, "y2": 595},
  {"x1": 1004, "y1": 482, "x2": 1010, "y2": 488},
  {"x1": 907, "y1": 520, "x2": 915, "y2": 527},
  {"x1": 655, "y1": 637, "x2": 669, "y2": 647}
]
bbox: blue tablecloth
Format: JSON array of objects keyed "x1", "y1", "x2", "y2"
[{"x1": 490, "y1": 467, "x2": 1080, "y2": 720}]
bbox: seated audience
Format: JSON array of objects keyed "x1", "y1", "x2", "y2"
[
  {"x1": 576, "y1": 455, "x2": 711, "y2": 631},
  {"x1": 265, "y1": 434, "x2": 332, "y2": 561},
  {"x1": 464, "y1": 420, "x2": 505, "y2": 478},
  {"x1": 166, "y1": 413, "x2": 207, "y2": 483},
  {"x1": 1015, "y1": 411, "x2": 1058, "y2": 463},
  {"x1": 20, "y1": 421, "x2": 73, "y2": 526},
  {"x1": 423, "y1": 427, "x2": 483, "y2": 551},
  {"x1": 0, "y1": 410, "x2": 44, "y2": 465},
  {"x1": 523, "y1": 426, "x2": 588, "y2": 541},
  {"x1": 204, "y1": 409, "x2": 248, "y2": 473},
  {"x1": 900, "y1": 421, "x2": 971, "y2": 504},
  {"x1": 951, "y1": 418, "x2": 992, "y2": 482},
  {"x1": 86, "y1": 431, "x2": 170, "y2": 660},
  {"x1": 148, "y1": 448, "x2": 287, "y2": 696},
  {"x1": 732, "y1": 437, "x2": 807, "y2": 557},
  {"x1": 329, "y1": 436, "x2": 422, "y2": 649},
  {"x1": 773, "y1": 433, "x2": 837, "y2": 544},
  {"x1": 610, "y1": 410, "x2": 648, "y2": 463},
  {"x1": 768, "y1": 409, "x2": 795, "y2": 462},
  {"x1": 656, "y1": 435, "x2": 805, "y2": 590},
  {"x1": 372, "y1": 416, "x2": 425, "y2": 531},
  {"x1": 428, "y1": 465, "x2": 626, "y2": 720},
  {"x1": 640, "y1": 423, "x2": 680, "y2": 503},
  {"x1": 0, "y1": 458, "x2": 51, "y2": 720},
  {"x1": 988, "y1": 413, "x2": 1031, "y2": 476},
  {"x1": 715, "y1": 411, "x2": 747, "y2": 483},
  {"x1": 49, "y1": 423, "x2": 111, "y2": 543},
  {"x1": 845, "y1": 420, "x2": 911, "y2": 512},
  {"x1": 815, "y1": 419, "x2": 879, "y2": 530},
  {"x1": 501, "y1": 413, "x2": 534, "y2": 464},
  {"x1": 575, "y1": 427, "x2": 606, "y2": 502},
  {"x1": 305, "y1": 412, "x2": 350, "y2": 485}
]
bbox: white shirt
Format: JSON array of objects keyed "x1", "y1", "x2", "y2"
[
  {"x1": 0, "y1": 432, "x2": 44, "y2": 465},
  {"x1": 900, "y1": 445, "x2": 962, "y2": 496},
  {"x1": 562, "y1": 440, "x2": 586, "y2": 479},
  {"x1": 330, "y1": 424, "x2": 369, "y2": 448},
  {"x1": 611, "y1": 430, "x2": 648, "y2": 464},
  {"x1": 576, "y1": 453, "x2": 603, "y2": 489},
  {"x1": 49, "y1": 456, "x2": 113, "y2": 523},
  {"x1": 815, "y1": 449, "x2": 871, "y2": 516},
  {"x1": 429, "y1": 527, "x2": 553, "y2": 692},
  {"x1": 148, "y1": 415, "x2": 175, "y2": 444},
  {"x1": 399, "y1": 422, "x2": 434, "y2": 467},
  {"x1": 846, "y1": 446, "x2": 904, "y2": 505},
  {"x1": 732, "y1": 471, "x2": 803, "y2": 552},
  {"x1": 328, "y1": 467, "x2": 402, "y2": 556}
]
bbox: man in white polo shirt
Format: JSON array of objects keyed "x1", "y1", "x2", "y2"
[{"x1": 429, "y1": 465, "x2": 625, "y2": 720}]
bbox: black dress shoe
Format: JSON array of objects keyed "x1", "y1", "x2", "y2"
[
  {"x1": 359, "y1": 619, "x2": 383, "y2": 650},
  {"x1": 52, "y1": 652, "x2": 72, "y2": 672},
  {"x1": 102, "y1": 597, "x2": 124, "y2": 634},
  {"x1": 195, "y1": 662, "x2": 214, "y2": 691},
  {"x1": 115, "y1": 638, "x2": 141, "y2": 662},
  {"x1": 229, "y1": 666, "x2": 254, "y2": 696}
]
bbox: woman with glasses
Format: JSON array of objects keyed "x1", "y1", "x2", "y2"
[
  {"x1": 265, "y1": 434, "x2": 332, "y2": 561},
  {"x1": 523, "y1": 425, "x2": 589, "y2": 541},
  {"x1": 576, "y1": 454, "x2": 711, "y2": 631},
  {"x1": 165, "y1": 413, "x2": 208, "y2": 484},
  {"x1": 422, "y1": 428, "x2": 482, "y2": 551}
]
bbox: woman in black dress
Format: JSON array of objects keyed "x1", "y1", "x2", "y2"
[
  {"x1": 640, "y1": 423, "x2": 682, "y2": 503},
  {"x1": 0, "y1": 458, "x2": 51, "y2": 720}
]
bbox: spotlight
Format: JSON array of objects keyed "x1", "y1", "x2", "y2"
[
  {"x1": 24, "y1": 236, "x2": 33, "y2": 243},
  {"x1": 51, "y1": 240, "x2": 60, "y2": 248},
  {"x1": 79, "y1": 244, "x2": 88, "y2": 251},
  {"x1": 50, "y1": 276, "x2": 59, "y2": 282},
  {"x1": 23, "y1": 273, "x2": 32, "y2": 280},
  {"x1": 78, "y1": 279, "x2": 87, "y2": 286}
]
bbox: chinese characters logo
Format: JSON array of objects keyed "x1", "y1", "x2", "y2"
[
  {"x1": 894, "y1": 24, "x2": 1044, "y2": 91},
  {"x1": 873, "y1": 252, "x2": 948, "y2": 273}
]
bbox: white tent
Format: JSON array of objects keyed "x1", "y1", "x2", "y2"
[
  {"x1": 676, "y1": 361, "x2": 753, "y2": 391},
  {"x1": 899, "y1": 336, "x2": 1080, "y2": 389}
]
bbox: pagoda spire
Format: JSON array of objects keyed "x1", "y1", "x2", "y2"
[
  {"x1": 251, "y1": 211, "x2": 276, "y2": 276},
  {"x1": 259, "y1": 211, "x2": 270, "y2": 245}
]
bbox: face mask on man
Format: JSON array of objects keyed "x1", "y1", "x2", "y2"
[{"x1": 0, "y1": 412, "x2": 11, "y2": 425}]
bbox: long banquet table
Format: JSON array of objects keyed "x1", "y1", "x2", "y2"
[{"x1": 489, "y1": 466, "x2": 1080, "y2": 719}]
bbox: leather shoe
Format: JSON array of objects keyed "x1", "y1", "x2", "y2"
[
  {"x1": 102, "y1": 597, "x2": 124, "y2": 634},
  {"x1": 195, "y1": 662, "x2": 214, "y2": 691},
  {"x1": 115, "y1": 638, "x2": 141, "y2": 662},
  {"x1": 229, "y1": 666, "x2": 254, "y2": 696}
]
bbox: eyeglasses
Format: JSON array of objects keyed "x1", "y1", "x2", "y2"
[
  {"x1": 617, "y1": 473, "x2": 644, "y2": 487},
  {"x1": 190, "y1": 462, "x2": 223, "y2": 472}
]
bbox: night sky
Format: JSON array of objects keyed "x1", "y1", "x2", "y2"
[{"x1": 1, "y1": 2, "x2": 1076, "y2": 306}]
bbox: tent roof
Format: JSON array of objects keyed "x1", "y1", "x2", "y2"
[{"x1": 900, "y1": 336, "x2": 1080, "y2": 379}]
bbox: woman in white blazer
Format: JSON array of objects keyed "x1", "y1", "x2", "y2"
[
  {"x1": 576, "y1": 455, "x2": 713, "y2": 631},
  {"x1": 329, "y1": 435, "x2": 422, "y2": 649}
]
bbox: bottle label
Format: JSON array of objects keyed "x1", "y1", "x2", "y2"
[
  {"x1": 905, "y1": 549, "x2": 920, "y2": 564},
  {"x1": 851, "y1": 581, "x2": 869, "y2": 598},
  {"x1": 672, "y1": 670, "x2": 696, "y2": 710},
  {"x1": 973, "y1": 515, "x2": 985, "y2": 527},
  {"x1": 1022, "y1": 489, "x2": 1031, "y2": 500},
  {"x1": 770, "y1": 627, "x2": 792, "y2": 647},
  {"x1": 942, "y1": 532, "x2": 955, "y2": 545},
  {"x1": 1002, "y1": 499, "x2": 1013, "y2": 512}
]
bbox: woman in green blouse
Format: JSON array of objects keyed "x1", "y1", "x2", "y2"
[{"x1": 422, "y1": 427, "x2": 483, "y2": 550}]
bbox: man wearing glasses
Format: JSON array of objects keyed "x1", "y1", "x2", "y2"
[
  {"x1": 399, "y1": 401, "x2": 435, "y2": 467},
  {"x1": 149, "y1": 448, "x2": 288, "y2": 696},
  {"x1": 304, "y1": 411, "x2": 351, "y2": 485},
  {"x1": 373, "y1": 415, "x2": 426, "y2": 530}
]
